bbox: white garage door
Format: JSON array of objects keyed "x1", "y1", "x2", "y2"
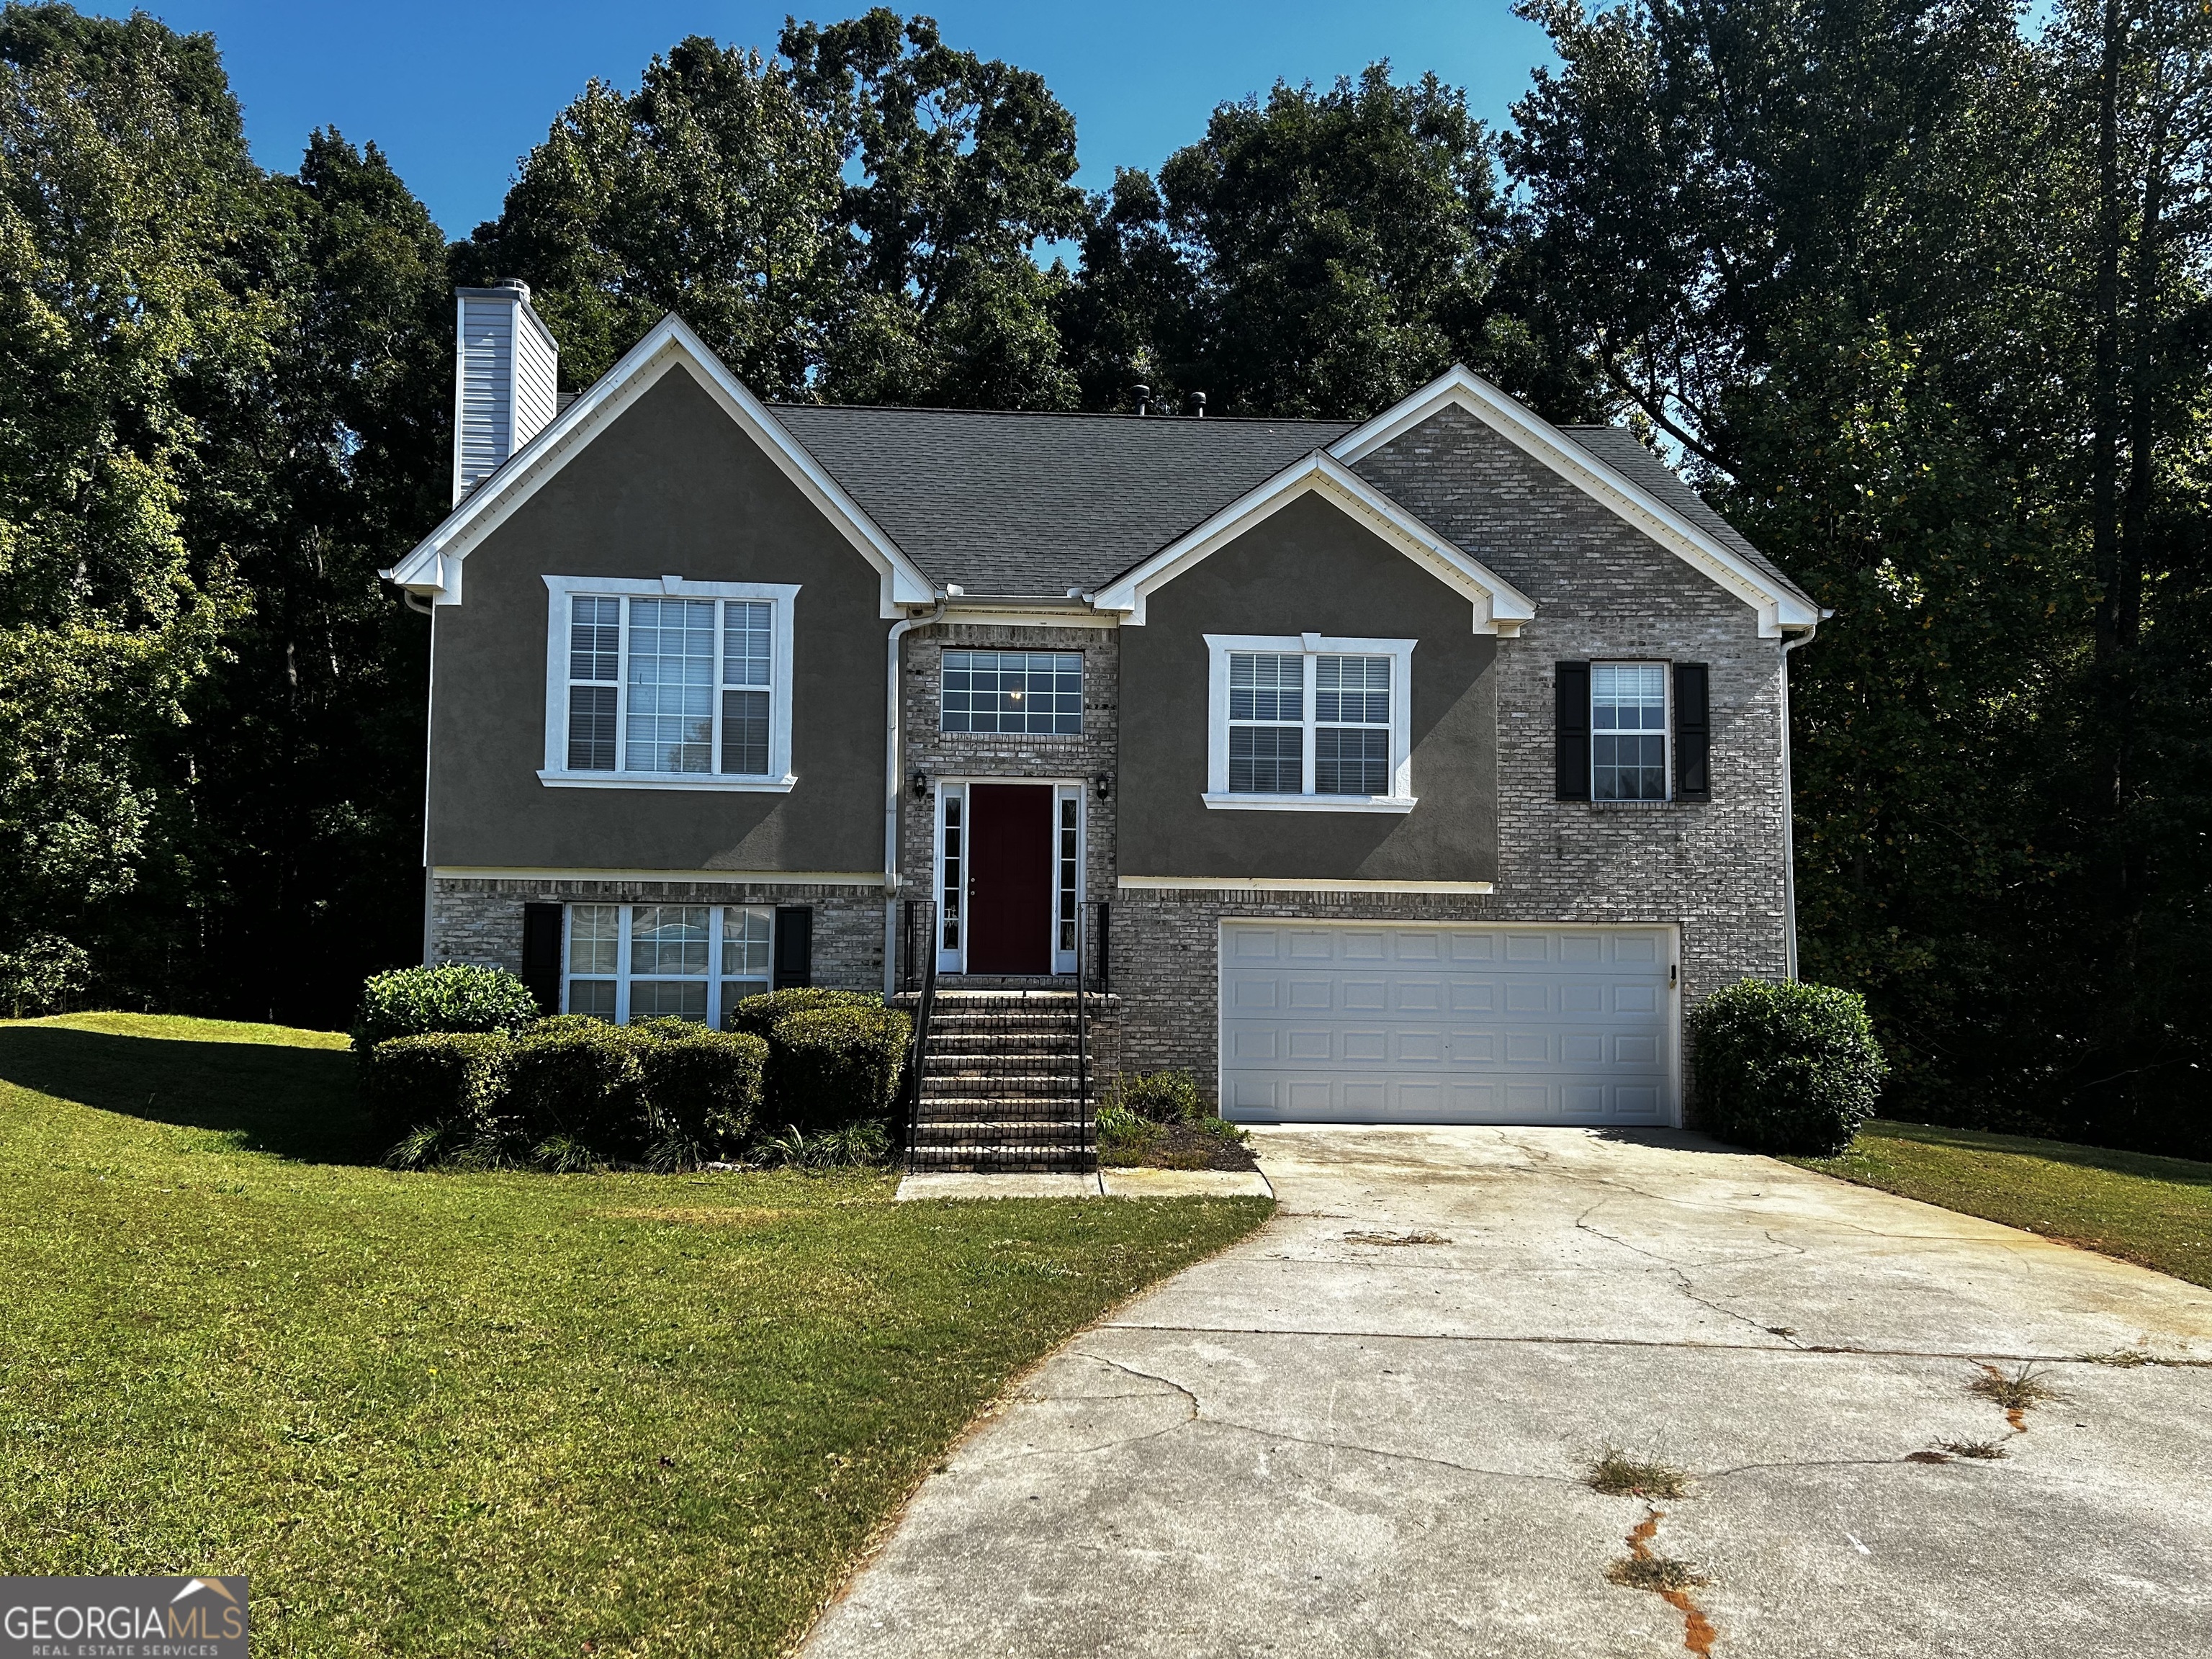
[{"x1": 1219, "y1": 922, "x2": 1675, "y2": 1125}]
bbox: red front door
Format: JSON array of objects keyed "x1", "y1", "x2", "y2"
[{"x1": 966, "y1": 784, "x2": 1053, "y2": 974}]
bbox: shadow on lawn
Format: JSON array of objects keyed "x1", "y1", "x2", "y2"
[
  {"x1": 1867, "y1": 1118, "x2": 2212, "y2": 1187},
  {"x1": 0, "y1": 1025, "x2": 379, "y2": 1164}
]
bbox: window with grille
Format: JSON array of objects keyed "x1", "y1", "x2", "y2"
[
  {"x1": 544, "y1": 578, "x2": 796, "y2": 789},
  {"x1": 1591, "y1": 662, "x2": 1669, "y2": 801},
  {"x1": 941, "y1": 650, "x2": 1083, "y2": 734},
  {"x1": 1209, "y1": 636, "x2": 1411, "y2": 808},
  {"x1": 563, "y1": 902, "x2": 774, "y2": 1027}
]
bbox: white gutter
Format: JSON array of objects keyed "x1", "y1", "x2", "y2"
[
  {"x1": 883, "y1": 594, "x2": 948, "y2": 997},
  {"x1": 1777, "y1": 614, "x2": 1828, "y2": 979}
]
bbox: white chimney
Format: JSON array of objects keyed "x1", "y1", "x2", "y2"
[{"x1": 451, "y1": 280, "x2": 559, "y2": 504}]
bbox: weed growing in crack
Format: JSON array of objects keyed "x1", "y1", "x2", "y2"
[
  {"x1": 1938, "y1": 1439, "x2": 2008, "y2": 1460},
  {"x1": 2078, "y1": 1350, "x2": 2211, "y2": 1369},
  {"x1": 1905, "y1": 1449, "x2": 1951, "y2": 1463},
  {"x1": 1969, "y1": 1364, "x2": 2064, "y2": 1412},
  {"x1": 1343, "y1": 1230, "x2": 1452, "y2": 1246},
  {"x1": 1587, "y1": 1449, "x2": 1693, "y2": 1499},
  {"x1": 1607, "y1": 1553, "x2": 1711, "y2": 1593}
]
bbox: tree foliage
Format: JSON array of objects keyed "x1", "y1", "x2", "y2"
[{"x1": 1062, "y1": 64, "x2": 1562, "y2": 418}]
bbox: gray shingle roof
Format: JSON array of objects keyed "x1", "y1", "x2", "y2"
[
  {"x1": 766, "y1": 400, "x2": 1807, "y2": 608},
  {"x1": 1557, "y1": 426, "x2": 1812, "y2": 604},
  {"x1": 770, "y1": 404, "x2": 1352, "y2": 597}
]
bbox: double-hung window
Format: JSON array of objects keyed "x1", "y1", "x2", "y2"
[
  {"x1": 1203, "y1": 633, "x2": 1416, "y2": 811},
  {"x1": 1591, "y1": 662, "x2": 1668, "y2": 801},
  {"x1": 565, "y1": 902, "x2": 774, "y2": 1028},
  {"x1": 541, "y1": 576, "x2": 798, "y2": 790}
]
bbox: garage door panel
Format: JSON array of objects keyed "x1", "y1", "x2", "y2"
[{"x1": 1221, "y1": 923, "x2": 1673, "y2": 1126}]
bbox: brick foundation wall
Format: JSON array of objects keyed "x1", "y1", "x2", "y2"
[{"x1": 430, "y1": 877, "x2": 886, "y2": 992}]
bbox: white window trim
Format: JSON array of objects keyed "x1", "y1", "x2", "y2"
[
  {"x1": 1202, "y1": 633, "x2": 1416, "y2": 813},
  {"x1": 1591, "y1": 659, "x2": 1673, "y2": 804},
  {"x1": 539, "y1": 575, "x2": 799, "y2": 791},
  {"x1": 560, "y1": 901, "x2": 775, "y2": 1027}
]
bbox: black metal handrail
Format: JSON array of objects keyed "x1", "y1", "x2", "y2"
[
  {"x1": 1075, "y1": 898, "x2": 1091, "y2": 1167},
  {"x1": 903, "y1": 900, "x2": 939, "y2": 1167}
]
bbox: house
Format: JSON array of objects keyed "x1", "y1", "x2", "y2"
[{"x1": 385, "y1": 281, "x2": 1822, "y2": 1140}]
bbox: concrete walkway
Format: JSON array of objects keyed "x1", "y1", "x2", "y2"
[{"x1": 806, "y1": 1125, "x2": 2212, "y2": 1658}]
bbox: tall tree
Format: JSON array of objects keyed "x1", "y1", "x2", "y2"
[
  {"x1": 459, "y1": 37, "x2": 844, "y2": 395},
  {"x1": 0, "y1": 4, "x2": 260, "y2": 1009},
  {"x1": 1064, "y1": 64, "x2": 1544, "y2": 419},
  {"x1": 779, "y1": 8, "x2": 1087, "y2": 407},
  {"x1": 1508, "y1": 0, "x2": 2212, "y2": 1151}
]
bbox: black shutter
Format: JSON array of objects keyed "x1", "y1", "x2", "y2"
[
  {"x1": 773, "y1": 906, "x2": 813, "y2": 989},
  {"x1": 521, "y1": 903, "x2": 563, "y2": 1013},
  {"x1": 1673, "y1": 662, "x2": 1711, "y2": 800},
  {"x1": 1555, "y1": 661, "x2": 1591, "y2": 801}
]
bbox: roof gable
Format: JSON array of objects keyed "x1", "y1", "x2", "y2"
[
  {"x1": 383, "y1": 315, "x2": 934, "y2": 615},
  {"x1": 1091, "y1": 450, "x2": 1537, "y2": 634},
  {"x1": 1329, "y1": 367, "x2": 1819, "y2": 637}
]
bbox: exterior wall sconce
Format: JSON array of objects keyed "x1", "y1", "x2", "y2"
[
  {"x1": 910, "y1": 769, "x2": 929, "y2": 799},
  {"x1": 1093, "y1": 772, "x2": 1112, "y2": 801}
]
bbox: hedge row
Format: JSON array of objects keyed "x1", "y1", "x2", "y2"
[{"x1": 358, "y1": 976, "x2": 908, "y2": 1172}]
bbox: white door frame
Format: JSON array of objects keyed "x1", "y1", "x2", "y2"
[
  {"x1": 1214, "y1": 918, "x2": 1684, "y2": 1127},
  {"x1": 933, "y1": 778, "x2": 1088, "y2": 976}
]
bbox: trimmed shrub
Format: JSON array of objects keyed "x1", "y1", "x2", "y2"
[
  {"x1": 642, "y1": 1028, "x2": 768, "y2": 1171},
  {"x1": 725, "y1": 986, "x2": 881, "y2": 1040},
  {"x1": 1689, "y1": 978, "x2": 1888, "y2": 1156},
  {"x1": 361, "y1": 1032, "x2": 511, "y2": 1151},
  {"x1": 528, "y1": 1013, "x2": 613, "y2": 1037},
  {"x1": 765, "y1": 1005, "x2": 911, "y2": 1133},
  {"x1": 504, "y1": 1020, "x2": 652, "y2": 1159},
  {"x1": 353, "y1": 965, "x2": 539, "y2": 1053},
  {"x1": 1106, "y1": 1069, "x2": 1203, "y2": 1124}
]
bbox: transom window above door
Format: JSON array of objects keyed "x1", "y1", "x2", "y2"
[
  {"x1": 1203, "y1": 633, "x2": 1416, "y2": 812},
  {"x1": 941, "y1": 650, "x2": 1083, "y2": 734},
  {"x1": 539, "y1": 576, "x2": 798, "y2": 791}
]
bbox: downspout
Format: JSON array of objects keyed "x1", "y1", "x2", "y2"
[
  {"x1": 884, "y1": 594, "x2": 948, "y2": 997},
  {"x1": 406, "y1": 588, "x2": 438, "y2": 963},
  {"x1": 1777, "y1": 616, "x2": 1827, "y2": 980}
]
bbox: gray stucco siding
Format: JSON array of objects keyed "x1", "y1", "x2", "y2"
[
  {"x1": 1116, "y1": 491, "x2": 1499, "y2": 884},
  {"x1": 427, "y1": 365, "x2": 890, "y2": 874}
]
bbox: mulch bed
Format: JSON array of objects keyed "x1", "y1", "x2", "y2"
[{"x1": 1107, "y1": 1121, "x2": 1260, "y2": 1172}]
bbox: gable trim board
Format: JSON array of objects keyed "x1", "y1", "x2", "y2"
[
  {"x1": 1090, "y1": 451, "x2": 1538, "y2": 634},
  {"x1": 385, "y1": 313, "x2": 935, "y2": 616},
  {"x1": 1330, "y1": 366, "x2": 1820, "y2": 639}
]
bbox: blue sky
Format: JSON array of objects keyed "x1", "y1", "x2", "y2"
[{"x1": 83, "y1": 1, "x2": 1556, "y2": 240}]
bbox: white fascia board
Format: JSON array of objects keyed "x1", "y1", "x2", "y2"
[
  {"x1": 1328, "y1": 365, "x2": 1820, "y2": 638},
  {"x1": 384, "y1": 314, "x2": 935, "y2": 616},
  {"x1": 1092, "y1": 450, "x2": 1537, "y2": 634}
]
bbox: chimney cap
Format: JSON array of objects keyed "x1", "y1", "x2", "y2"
[{"x1": 493, "y1": 277, "x2": 531, "y2": 300}]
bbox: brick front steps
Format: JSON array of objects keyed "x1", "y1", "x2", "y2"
[{"x1": 895, "y1": 989, "x2": 1115, "y2": 1174}]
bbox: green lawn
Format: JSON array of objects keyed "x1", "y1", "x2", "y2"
[
  {"x1": 1793, "y1": 1118, "x2": 2212, "y2": 1290},
  {"x1": 0, "y1": 1013, "x2": 1271, "y2": 1656}
]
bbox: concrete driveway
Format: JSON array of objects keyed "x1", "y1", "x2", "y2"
[{"x1": 804, "y1": 1126, "x2": 2212, "y2": 1658}]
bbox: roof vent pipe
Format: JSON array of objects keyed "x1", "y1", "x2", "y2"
[
  {"x1": 451, "y1": 281, "x2": 560, "y2": 504},
  {"x1": 1190, "y1": 391, "x2": 1207, "y2": 418},
  {"x1": 1133, "y1": 382, "x2": 1151, "y2": 417}
]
